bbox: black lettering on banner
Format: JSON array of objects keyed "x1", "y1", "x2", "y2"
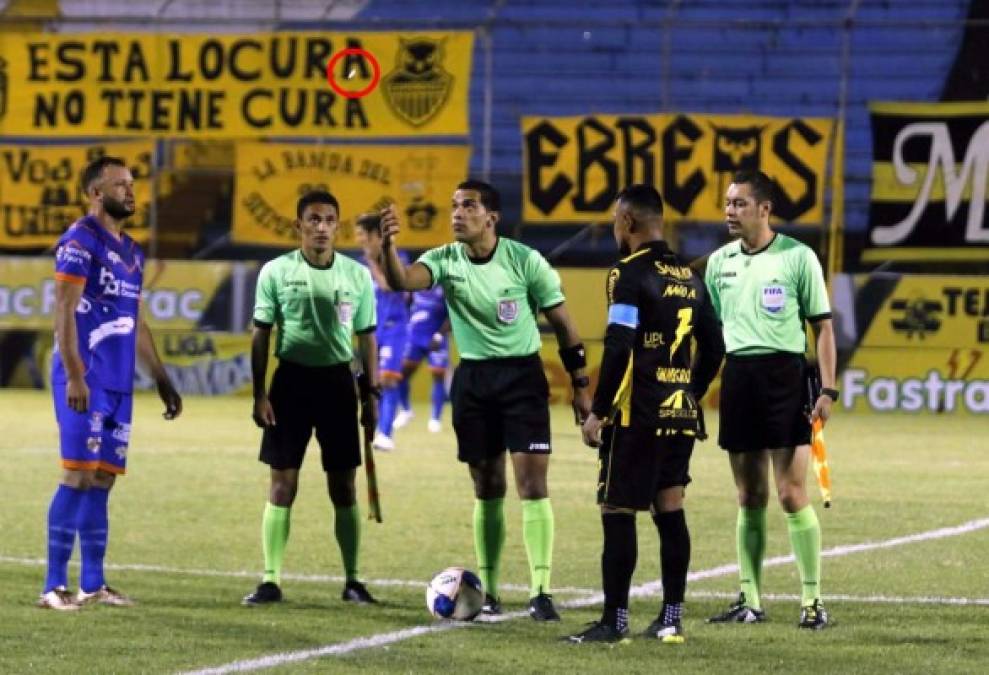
[
  {"x1": 206, "y1": 90, "x2": 224, "y2": 129},
  {"x1": 314, "y1": 90, "x2": 336, "y2": 127},
  {"x1": 230, "y1": 39, "x2": 262, "y2": 81},
  {"x1": 242, "y1": 191, "x2": 295, "y2": 238},
  {"x1": 617, "y1": 117, "x2": 656, "y2": 188},
  {"x1": 242, "y1": 89, "x2": 272, "y2": 128},
  {"x1": 662, "y1": 114, "x2": 705, "y2": 214},
  {"x1": 572, "y1": 117, "x2": 617, "y2": 212},
  {"x1": 525, "y1": 121, "x2": 572, "y2": 216},
  {"x1": 126, "y1": 90, "x2": 144, "y2": 130},
  {"x1": 28, "y1": 43, "x2": 49, "y2": 81},
  {"x1": 281, "y1": 90, "x2": 306, "y2": 126},
  {"x1": 343, "y1": 37, "x2": 370, "y2": 78},
  {"x1": 270, "y1": 37, "x2": 296, "y2": 78},
  {"x1": 123, "y1": 41, "x2": 150, "y2": 83},
  {"x1": 102, "y1": 90, "x2": 124, "y2": 128},
  {"x1": 306, "y1": 38, "x2": 333, "y2": 78},
  {"x1": 177, "y1": 89, "x2": 203, "y2": 131},
  {"x1": 151, "y1": 91, "x2": 173, "y2": 130},
  {"x1": 56, "y1": 42, "x2": 85, "y2": 82},
  {"x1": 252, "y1": 159, "x2": 277, "y2": 182},
  {"x1": 200, "y1": 40, "x2": 225, "y2": 80},
  {"x1": 34, "y1": 91, "x2": 86, "y2": 127},
  {"x1": 345, "y1": 98, "x2": 368, "y2": 128},
  {"x1": 167, "y1": 40, "x2": 193, "y2": 81},
  {"x1": 770, "y1": 119, "x2": 822, "y2": 221},
  {"x1": 92, "y1": 41, "x2": 120, "y2": 82}
]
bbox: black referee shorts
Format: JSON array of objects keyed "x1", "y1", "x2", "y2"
[
  {"x1": 597, "y1": 418, "x2": 694, "y2": 511},
  {"x1": 718, "y1": 352, "x2": 811, "y2": 453},
  {"x1": 259, "y1": 359, "x2": 361, "y2": 472},
  {"x1": 450, "y1": 354, "x2": 551, "y2": 465}
]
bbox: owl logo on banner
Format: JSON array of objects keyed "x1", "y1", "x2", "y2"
[
  {"x1": 710, "y1": 124, "x2": 764, "y2": 205},
  {"x1": 0, "y1": 57, "x2": 7, "y2": 121},
  {"x1": 382, "y1": 39, "x2": 454, "y2": 127}
]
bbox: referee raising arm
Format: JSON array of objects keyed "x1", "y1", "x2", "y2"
[{"x1": 380, "y1": 180, "x2": 591, "y2": 621}]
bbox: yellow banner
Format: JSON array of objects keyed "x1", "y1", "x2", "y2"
[
  {"x1": 522, "y1": 113, "x2": 833, "y2": 224},
  {"x1": 232, "y1": 142, "x2": 471, "y2": 248},
  {"x1": 0, "y1": 142, "x2": 153, "y2": 249},
  {"x1": 137, "y1": 331, "x2": 253, "y2": 396},
  {"x1": 0, "y1": 256, "x2": 253, "y2": 330},
  {"x1": 0, "y1": 32, "x2": 472, "y2": 138},
  {"x1": 856, "y1": 275, "x2": 989, "y2": 349}
]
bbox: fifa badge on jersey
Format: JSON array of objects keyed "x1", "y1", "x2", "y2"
[
  {"x1": 497, "y1": 299, "x2": 519, "y2": 324},
  {"x1": 761, "y1": 285, "x2": 786, "y2": 314},
  {"x1": 337, "y1": 301, "x2": 354, "y2": 323}
]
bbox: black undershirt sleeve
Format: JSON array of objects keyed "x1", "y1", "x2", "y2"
[
  {"x1": 591, "y1": 323, "x2": 636, "y2": 419},
  {"x1": 690, "y1": 291, "x2": 726, "y2": 400}
]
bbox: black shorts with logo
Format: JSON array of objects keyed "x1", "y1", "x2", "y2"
[
  {"x1": 450, "y1": 354, "x2": 552, "y2": 465},
  {"x1": 597, "y1": 418, "x2": 695, "y2": 510},
  {"x1": 259, "y1": 359, "x2": 361, "y2": 472},
  {"x1": 718, "y1": 352, "x2": 811, "y2": 453}
]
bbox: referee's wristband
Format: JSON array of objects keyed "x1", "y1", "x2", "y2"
[{"x1": 820, "y1": 387, "x2": 839, "y2": 402}]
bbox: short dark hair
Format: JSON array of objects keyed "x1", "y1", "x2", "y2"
[
  {"x1": 732, "y1": 170, "x2": 776, "y2": 206},
  {"x1": 356, "y1": 212, "x2": 381, "y2": 234},
  {"x1": 296, "y1": 190, "x2": 340, "y2": 220},
  {"x1": 456, "y1": 179, "x2": 501, "y2": 212},
  {"x1": 616, "y1": 184, "x2": 664, "y2": 216},
  {"x1": 81, "y1": 156, "x2": 126, "y2": 194}
]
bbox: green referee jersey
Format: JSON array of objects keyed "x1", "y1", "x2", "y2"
[
  {"x1": 704, "y1": 233, "x2": 831, "y2": 355},
  {"x1": 254, "y1": 249, "x2": 376, "y2": 367},
  {"x1": 418, "y1": 237, "x2": 564, "y2": 360}
]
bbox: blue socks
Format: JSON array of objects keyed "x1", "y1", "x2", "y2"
[
  {"x1": 44, "y1": 484, "x2": 84, "y2": 592},
  {"x1": 398, "y1": 379, "x2": 411, "y2": 412},
  {"x1": 78, "y1": 486, "x2": 110, "y2": 593},
  {"x1": 430, "y1": 376, "x2": 446, "y2": 421},
  {"x1": 378, "y1": 387, "x2": 400, "y2": 437}
]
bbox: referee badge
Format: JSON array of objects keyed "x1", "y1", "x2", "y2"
[
  {"x1": 497, "y1": 299, "x2": 519, "y2": 324},
  {"x1": 337, "y1": 301, "x2": 354, "y2": 323},
  {"x1": 761, "y1": 285, "x2": 786, "y2": 314}
]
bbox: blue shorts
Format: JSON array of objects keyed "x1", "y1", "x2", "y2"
[
  {"x1": 53, "y1": 384, "x2": 133, "y2": 475},
  {"x1": 404, "y1": 334, "x2": 449, "y2": 372},
  {"x1": 408, "y1": 307, "x2": 446, "y2": 347},
  {"x1": 378, "y1": 328, "x2": 407, "y2": 378}
]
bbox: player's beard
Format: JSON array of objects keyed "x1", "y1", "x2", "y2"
[{"x1": 103, "y1": 196, "x2": 135, "y2": 220}]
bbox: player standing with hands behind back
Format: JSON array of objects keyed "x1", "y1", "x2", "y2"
[
  {"x1": 379, "y1": 180, "x2": 591, "y2": 621},
  {"x1": 704, "y1": 170, "x2": 837, "y2": 630}
]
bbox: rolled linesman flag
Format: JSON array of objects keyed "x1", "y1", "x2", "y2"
[
  {"x1": 363, "y1": 426, "x2": 384, "y2": 523},
  {"x1": 806, "y1": 364, "x2": 833, "y2": 508}
]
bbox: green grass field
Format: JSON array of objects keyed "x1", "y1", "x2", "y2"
[{"x1": 1, "y1": 389, "x2": 987, "y2": 674}]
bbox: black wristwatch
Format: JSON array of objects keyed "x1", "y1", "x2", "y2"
[
  {"x1": 571, "y1": 375, "x2": 590, "y2": 389},
  {"x1": 820, "y1": 387, "x2": 839, "y2": 402}
]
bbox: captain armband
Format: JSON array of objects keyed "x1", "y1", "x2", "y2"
[{"x1": 559, "y1": 343, "x2": 587, "y2": 373}]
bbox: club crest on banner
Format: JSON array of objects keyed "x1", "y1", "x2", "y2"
[{"x1": 382, "y1": 38, "x2": 454, "y2": 127}]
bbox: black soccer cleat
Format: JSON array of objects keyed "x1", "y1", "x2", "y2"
[
  {"x1": 341, "y1": 580, "x2": 378, "y2": 604},
  {"x1": 481, "y1": 593, "x2": 502, "y2": 616},
  {"x1": 528, "y1": 592, "x2": 561, "y2": 622},
  {"x1": 643, "y1": 617, "x2": 685, "y2": 643},
  {"x1": 564, "y1": 621, "x2": 630, "y2": 644},
  {"x1": 798, "y1": 599, "x2": 830, "y2": 630},
  {"x1": 707, "y1": 593, "x2": 766, "y2": 623},
  {"x1": 242, "y1": 581, "x2": 282, "y2": 606}
]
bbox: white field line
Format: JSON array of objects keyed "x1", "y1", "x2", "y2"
[
  {"x1": 0, "y1": 555, "x2": 592, "y2": 597},
  {"x1": 688, "y1": 589, "x2": 989, "y2": 606},
  {"x1": 178, "y1": 516, "x2": 989, "y2": 675}
]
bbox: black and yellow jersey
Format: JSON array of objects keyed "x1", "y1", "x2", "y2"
[{"x1": 591, "y1": 240, "x2": 725, "y2": 432}]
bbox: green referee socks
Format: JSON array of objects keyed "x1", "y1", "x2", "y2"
[
  {"x1": 785, "y1": 505, "x2": 822, "y2": 605},
  {"x1": 736, "y1": 506, "x2": 767, "y2": 610},
  {"x1": 334, "y1": 504, "x2": 361, "y2": 581},
  {"x1": 473, "y1": 498, "x2": 506, "y2": 599},
  {"x1": 262, "y1": 502, "x2": 291, "y2": 585},
  {"x1": 522, "y1": 498, "x2": 554, "y2": 598}
]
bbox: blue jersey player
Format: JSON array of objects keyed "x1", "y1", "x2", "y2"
[
  {"x1": 395, "y1": 286, "x2": 450, "y2": 433},
  {"x1": 39, "y1": 156, "x2": 182, "y2": 611},
  {"x1": 356, "y1": 213, "x2": 409, "y2": 451}
]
